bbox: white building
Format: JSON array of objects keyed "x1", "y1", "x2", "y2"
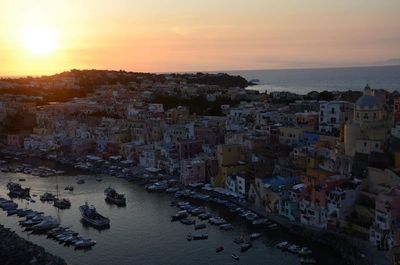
[
  {"x1": 319, "y1": 101, "x2": 353, "y2": 134},
  {"x1": 225, "y1": 174, "x2": 248, "y2": 196}
]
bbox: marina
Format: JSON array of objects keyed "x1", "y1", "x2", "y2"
[{"x1": 0, "y1": 162, "x2": 343, "y2": 265}]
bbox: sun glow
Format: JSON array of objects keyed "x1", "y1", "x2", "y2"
[{"x1": 21, "y1": 26, "x2": 58, "y2": 56}]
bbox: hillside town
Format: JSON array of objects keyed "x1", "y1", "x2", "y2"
[{"x1": 1, "y1": 70, "x2": 400, "y2": 263}]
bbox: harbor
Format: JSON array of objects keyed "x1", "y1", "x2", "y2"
[{"x1": 0, "y1": 161, "x2": 345, "y2": 265}]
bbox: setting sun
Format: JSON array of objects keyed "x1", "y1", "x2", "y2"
[{"x1": 21, "y1": 26, "x2": 58, "y2": 57}]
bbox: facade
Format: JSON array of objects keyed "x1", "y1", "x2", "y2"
[
  {"x1": 180, "y1": 158, "x2": 206, "y2": 185},
  {"x1": 344, "y1": 85, "x2": 390, "y2": 157},
  {"x1": 319, "y1": 101, "x2": 353, "y2": 135}
]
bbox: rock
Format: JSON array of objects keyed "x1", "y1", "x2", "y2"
[{"x1": 0, "y1": 225, "x2": 67, "y2": 265}]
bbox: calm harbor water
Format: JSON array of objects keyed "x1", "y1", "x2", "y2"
[
  {"x1": 0, "y1": 170, "x2": 343, "y2": 265},
  {"x1": 229, "y1": 65, "x2": 400, "y2": 94}
]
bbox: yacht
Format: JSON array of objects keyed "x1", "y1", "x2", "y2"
[{"x1": 79, "y1": 202, "x2": 110, "y2": 228}]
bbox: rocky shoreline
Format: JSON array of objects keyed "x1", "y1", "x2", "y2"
[{"x1": 0, "y1": 225, "x2": 67, "y2": 265}]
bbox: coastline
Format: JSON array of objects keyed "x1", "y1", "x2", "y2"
[{"x1": 0, "y1": 224, "x2": 67, "y2": 265}]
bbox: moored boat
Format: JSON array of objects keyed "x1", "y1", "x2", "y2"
[
  {"x1": 193, "y1": 233, "x2": 208, "y2": 240},
  {"x1": 276, "y1": 241, "x2": 289, "y2": 250},
  {"x1": 216, "y1": 246, "x2": 224, "y2": 253},
  {"x1": 240, "y1": 242, "x2": 252, "y2": 252},
  {"x1": 74, "y1": 238, "x2": 97, "y2": 249},
  {"x1": 298, "y1": 247, "x2": 313, "y2": 256},
  {"x1": 104, "y1": 187, "x2": 126, "y2": 206},
  {"x1": 64, "y1": 186, "x2": 74, "y2": 191},
  {"x1": 231, "y1": 253, "x2": 240, "y2": 260},
  {"x1": 250, "y1": 232, "x2": 261, "y2": 240},
  {"x1": 54, "y1": 198, "x2": 71, "y2": 209},
  {"x1": 79, "y1": 202, "x2": 110, "y2": 228},
  {"x1": 7, "y1": 182, "x2": 30, "y2": 198},
  {"x1": 195, "y1": 223, "x2": 206, "y2": 230}
]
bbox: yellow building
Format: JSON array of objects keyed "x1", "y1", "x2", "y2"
[
  {"x1": 214, "y1": 144, "x2": 248, "y2": 186},
  {"x1": 344, "y1": 85, "x2": 390, "y2": 156},
  {"x1": 279, "y1": 125, "x2": 313, "y2": 146}
]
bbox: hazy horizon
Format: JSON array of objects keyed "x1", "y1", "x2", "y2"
[{"x1": 1, "y1": 0, "x2": 399, "y2": 76}]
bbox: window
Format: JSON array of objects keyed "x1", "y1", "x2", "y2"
[{"x1": 373, "y1": 113, "x2": 377, "y2": 119}]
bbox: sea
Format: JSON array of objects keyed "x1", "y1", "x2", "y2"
[
  {"x1": 0, "y1": 162, "x2": 344, "y2": 265},
  {"x1": 228, "y1": 65, "x2": 400, "y2": 95}
]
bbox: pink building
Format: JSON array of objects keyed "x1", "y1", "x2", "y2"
[
  {"x1": 7, "y1": 134, "x2": 25, "y2": 147},
  {"x1": 180, "y1": 158, "x2": 206, "y2": 186}
]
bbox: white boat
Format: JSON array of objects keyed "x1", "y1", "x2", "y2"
[
  {"x1": 288, "y1": 244, "x2": 301, "y2": 254},
  {"x1": 298, "y1": 247, "x2": 313, "y2": 256},
  {"x1": 32, "y1": 217, "x2": 59, "y2": 232},
  {"x1": 74, "y1": 238, "x2": 96, "y2": 249},
  {"x1": 276, "y1": 241, "x2": 289, "y2": 249},
  {"x1": 250, "y1": 232, "x2": 261, "y2": 240},
  {"x1": 232, "y1": 253, "x2": 240, "y2": 260}
]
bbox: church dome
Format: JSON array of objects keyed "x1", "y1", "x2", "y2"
[{"x1": 355, "y1": 84, "x2": 380, "y2": 110}]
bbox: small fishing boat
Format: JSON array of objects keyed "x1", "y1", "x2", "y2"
[
  {"x1": 195, "y1": 223, "x2": 206, "y2": 230},
  {"x1": 216, "y1": 246, "x2": 224, "y2": 253},
  {"x1": 77, "y1": 179, "x2": 85, "y2": 184},
  {"x1": 186, "y1": 234, "x2": 192, "y2": 241},
  {"x1": 79, "y1": 202, "x2": 110, "y2": 228},
  {"x1": 233, "y1": 236, "x2": 245, "y2": 244},
  {"x1": 276, "y1": 241, "x2": 289, "y2": 250},
  {"x1": 193, "y1": 234, "x2": 208, "y2": 240},
  {"x1": 74, "y1": 238, "x2": 97, "y2": 249},
  {"x1": 64, "y1": 186, "x2": 74, "y2": 191},
  {"x1": 250, "y1": 232, "x2": 261, "y2": 240},
  {"x1": 288, "y1": 244, "x2": 301, "y2": 254},
  {"x1": 232, "y1": 253, "x2": 240, "y2": 261},
  {"x1": 298, "y1": 247, "x2": 313, "y2": 256},
  {"x1": 240, "y1": 242, "x2": 252, "y2": 252}
]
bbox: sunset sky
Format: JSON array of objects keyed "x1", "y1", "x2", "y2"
[{"x1": 1, "y1": 0, "x2": 399, "y2": 75}]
